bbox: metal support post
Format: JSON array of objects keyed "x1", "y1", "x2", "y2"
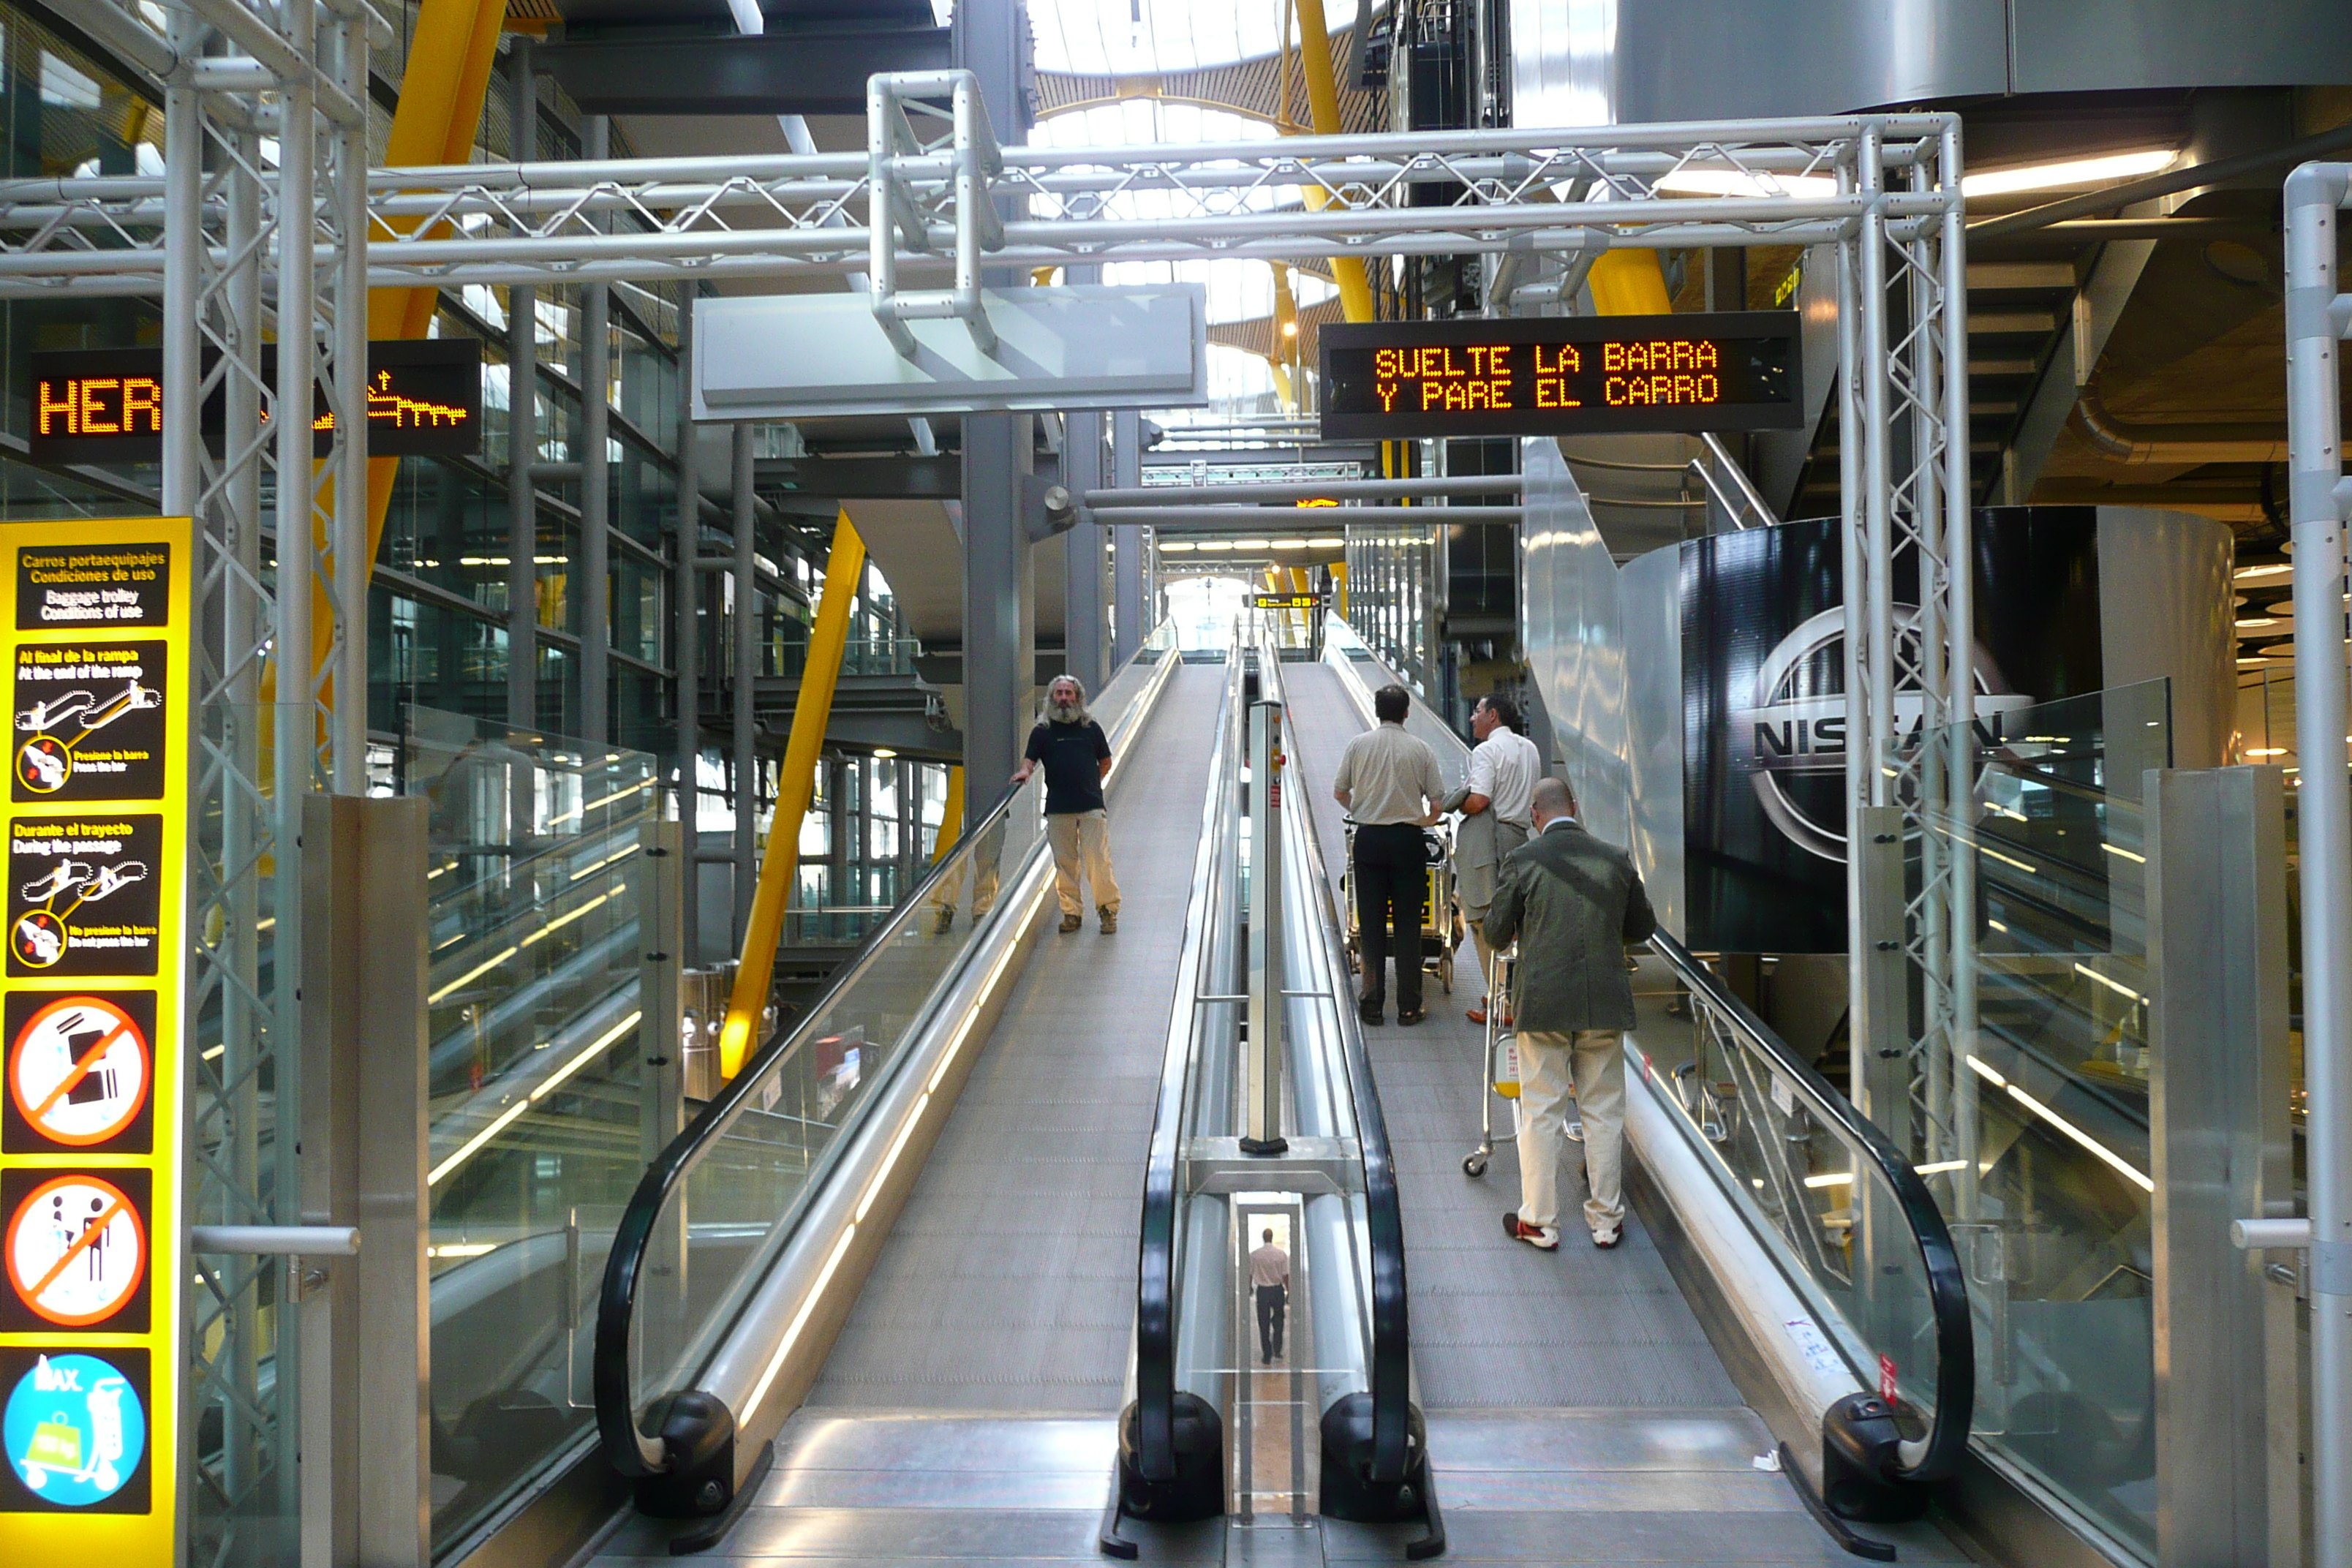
[
  {"x1": 674, "y1": 287, "x2": 701, "y2": 965},
  {"x1": 329, "y1": 4, "x2": 369, "y2": 791},
  {"x1": 300, "y1": 793, "x2": 431, "y2": 1568},
  {"x1": 1063, "y1": 410, "x2": 1107, "y2": 691},
  {"x1": 507, "y1": 40, "x2": 539, "y2": 732},
  {"x1": 2147, "y1": 766, "x2": 2296, "y2": 1567},
  {"x1": 732, "y1": 421, "x2": 758, "y2": 943},
  {"x1": 1110, "y1": 408, "x2": 1146, "y2": 665},
  {"x1": 635, "y1": 818, "x2": 687, "y2": 1165},
  {"x1": 581, "y1": 115, "x2": 612, "y2": 745},
  {"x1": 2284, "y1": 159, "x2": 2352, "y2": 1568},
  {"x1": 1242, "y1": 692, "x2": 1288, "y2": 1156}
]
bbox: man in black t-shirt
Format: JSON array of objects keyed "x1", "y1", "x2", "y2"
[{"x1": 1014, "y1": 674, "x2": 1122, "y2": 933}]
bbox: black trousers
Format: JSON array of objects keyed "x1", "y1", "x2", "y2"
[
  {"x1": 1354, "y1": 823, "x2": 1428, "y2": 1013},
  {"x1": 1256, "y1": 1284, "x2": 1287, "y2": 1362}
]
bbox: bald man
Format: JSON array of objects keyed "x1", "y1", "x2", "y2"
[{"x1": 1483, "y1": 775, "x2": 1655, "y2": 1250}]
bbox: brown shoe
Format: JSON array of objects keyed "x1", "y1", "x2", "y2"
[
  {"x1": 1059, "y1": 913, "x2": 1083, "y2": 934},
  {"x1": 1466, "y1": 998, "x2": 1489, "y2": 1025},
  {"x1": 1098, "y1": 906, "x2": 1117, "y2": 934}
]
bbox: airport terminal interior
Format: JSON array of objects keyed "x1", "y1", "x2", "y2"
[{"x1": 0, "y1": 1, "x2": 2350, "y2": 1565}]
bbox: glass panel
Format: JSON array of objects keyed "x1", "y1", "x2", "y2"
[
  {"x1": 402, "y1": 709, "x2": 661, "y2": 1553},
  {"x1": 622, "y1": 647, "x2": 1173, "y2": 1423},
  {"x1": 1926, "y1": 678, "x2": 2171, "y2": 1558}
]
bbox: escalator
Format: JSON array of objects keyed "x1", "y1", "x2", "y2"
[
  {"x1": 1278, "y1": 623, "x2": 1980, "y2": 1562},
  {"x1": 576, "y1": 633, "x2": 1228, "y2": 1560}
]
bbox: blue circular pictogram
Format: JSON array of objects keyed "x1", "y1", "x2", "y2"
[{"x1": 4, "y1": 1351, "x2": 146, "y2": 1506}]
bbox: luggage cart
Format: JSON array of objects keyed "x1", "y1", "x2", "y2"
[
  {"x1": 1341, "y1": 818, "x2": 1463, "y2": 996},
  {"x1": 1463, "y1": 950, "x2": 1580, "y2": 1178},
  {"x1": 1463, "y1": 948, "x2": 1518, "y2": 1177}
]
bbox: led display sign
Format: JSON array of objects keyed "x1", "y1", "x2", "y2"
[
  {"x1": 28, "y1": 340, "x2": 483, "y2": 463},
  {"x1": 1320, "y1": 312, "x2": 1803, "y2": 440}
]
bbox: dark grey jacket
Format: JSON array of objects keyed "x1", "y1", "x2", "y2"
[{"x1": 1482, "y1": 820, "x2": 1657, "y2": 1033}]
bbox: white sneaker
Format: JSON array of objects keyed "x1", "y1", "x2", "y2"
[{"x1": 1565, "y1": 1120, "x2": 1585, "y2": 1144}]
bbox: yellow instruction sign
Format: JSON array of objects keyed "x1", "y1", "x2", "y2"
[{"x1": 0, "y1": 519, "x2": 189, "y2": 1558}]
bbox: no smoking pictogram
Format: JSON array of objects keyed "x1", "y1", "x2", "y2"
[
  {"x1": 5, "y1": 1174, "x2": 145, "y2": 1328},
  {"x1": 7, "y1": 996, "x2": 148, "y2": 1147}
]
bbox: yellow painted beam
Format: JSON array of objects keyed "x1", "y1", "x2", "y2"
[
  {"x1": 1588, "y1": 251, "x2": 1674, "y2": 316},
  {"x1": 1331, "y1": 561, "x2": 1348, "y2": 619},
  {"x1": 719, "y1": 510, "x2": 868, "y2": 1079},
  {"x1": 931, "y1": 766, "x2": 965, "y2": 863},
  {"x1": 1294, "y1": 0, "x2": 1374, "y2": 325},
  {"x1": 304, "y1": 0, "x2": 513, "y2": 728}
]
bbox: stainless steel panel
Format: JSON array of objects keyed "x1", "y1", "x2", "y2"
[
  {"x1": 1508, "y1": 0, "x2": 1616, "y2": 131},
  {"x1": 2094, "y1": 508, "x2": 2236, "y2": 771},
  {"x1": 2146, "y1": 766, "x2": 2296, "y2": 1566},
  {"x1": 1613, "y1": 0, "x2": 2005, "y2": 122},
  {"x1": 2011, "y1": 0, "x2": 2352, "y2": 93}
]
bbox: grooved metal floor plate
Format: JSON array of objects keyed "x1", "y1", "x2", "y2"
[
  {"x1": 804, "y1": 665, "x2": 1224, "y2": 1413},
  {"x1": 1279, "y1": 664, "x2": 1735, "y2": 1412}
]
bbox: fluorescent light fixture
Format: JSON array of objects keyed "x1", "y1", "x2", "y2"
[
  {"x1": 2073, "y1": 962, "x2": 2144, "y2": 1004},
  {"x1": 2099, "y1": 842, "x2": 2146, "y2": 865},
  {"x1": 1231, "y1": 538, "x2": 1273, "y2": 549},
  {"x1": 1914, "y1": 1159, "x2": 1970, "y2": 1177},
  {"x1": 1964, "y1": 148, "x2": 2179, "y2": 198},
  {"x1": 1803, "y1": 1172, "x2": 1853, "y2": 1189},
  {"x1": 428, "y1": 1243, "x2": 497, "y2": 1259},
  {"x1": 1308, "y1": 537, "x2": 1346, "y2": 548},
  {"x1": 2247, "y1": 747, "x2": 2288, "y2": 757},
  {"x1": 871, "y1": 747, "x2": 897, "y2": 760},
  {"x1": 1270, "y1": 538, "x2": 1311, "y2": 550},
  {"x1": 1158, "y1": 540, "x2": 1196, "y2": 552},
  {"x1": 1964, "y1": 1052, "x2": 2154, "y2": 1192},
  {"x1": 1986, "y1": 918, "x2": 2009, "y2": 933},
  {"x1": 2236, "y1": 617, "x2": 2279, "y2": 630},
  {"x1": 2234, "y1": 562, "x2": 2293, "y2": 581},
  {"x1": 1655, "y1": 169, "x2": 1837, "y2": 200}
]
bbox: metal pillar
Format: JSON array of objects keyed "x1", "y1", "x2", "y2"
[
  {"x1": 1064, "y1": 411, "x2": 1107, "y2": 691},
  {"x1": 732, "y1": 421, "x2": 758, "y2": 944},
  {"x1": 1241, "y1": 690, "x2": 1287, "y2": 1156},
  {"x1": 1110, "y1": 408, "x2": 1146, "y2": 665},
  {"x1": 506, "y1": 41, "x2": 539, "y2": 732},
  {"x1": 674, "y1": 287, "x2": 701, "y2": 965},
  {"x1": 957, "y1": 0, "x2": 1030, "y2": 822},
  {"x1": 2284, "y1": 159, "x2": 2352, "y2": 1568},
  {"x1": 580, "y1": 116, "x2": 612, "y2": 745},
  {"x1": 328, "y1": 10, "x2": 370, "y2": 791}
]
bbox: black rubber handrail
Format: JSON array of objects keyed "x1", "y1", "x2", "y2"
[
  {"x1": 1649, "y1": 927, "x2": 1975, "y2": 1483},
  {"x1": 1260, "y1": 632, "x2": 1414, "y2": 1484},
  {"x1": 1131, "y1": 652, "x2": 1240, "y2": 1482},
  {"x1": 592, "y1": 772, "x2": 1032, "y2": 1477}
]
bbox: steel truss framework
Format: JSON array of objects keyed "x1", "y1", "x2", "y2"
[
  {"x1": 154, "y1": 6, "x2": 371, "y2": 1567},
  {"x1": 0, "y1": 70, "x2": 1972, "y2": 1553}
]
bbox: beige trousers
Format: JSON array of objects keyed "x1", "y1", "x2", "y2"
[
  {"x1": 1047, "y1": 809, "x2": 1120, "y2": 917},
  {"x1": 1515, "y1": 1028, "x2": 1625, "y2": 1239}
]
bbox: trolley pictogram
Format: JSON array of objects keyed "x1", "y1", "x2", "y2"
[{"x1": 7, "y1": 997, "x2": 149, "y2": 1148}]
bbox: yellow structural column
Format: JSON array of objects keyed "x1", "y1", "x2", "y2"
[
  {"x1": 1294, "y1": 0, "x2": 1375, "y2": 326},
  {"x1": 304, "y1": 0, "x2": 511, "y2": 720},
  {"x1": 931, "y1": 767, "x2": 965, "y2": 863},
  {"x1": 1587, "y1": 250, "x2": 1675, "y2": 315},
  {"x1": 718, "y1": 510, "x2": 869, "y2": 1079}
]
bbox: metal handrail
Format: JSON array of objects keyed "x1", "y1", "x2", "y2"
[{"x1": 1648, "y1": 927, "x2": 1975, "y2": 1483}]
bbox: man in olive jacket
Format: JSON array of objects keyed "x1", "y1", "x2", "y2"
[{"x1": 1483, "y1": 775, "x2": 1656, "y2": 1250}]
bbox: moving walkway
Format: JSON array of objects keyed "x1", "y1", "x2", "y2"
[{"x1": 1276, "y1": 622, "x2": 1979, "y2": 1563}]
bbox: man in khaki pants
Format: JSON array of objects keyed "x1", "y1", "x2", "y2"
[
  {"x1": 1482, "y1": 776, "x2": 1655, "y2": 1250},
  {"x1": 1014, "y1": 675, "x2": 1121, "y2": 934}
]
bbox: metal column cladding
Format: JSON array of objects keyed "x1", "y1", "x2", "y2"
[
  {"x1": 0, "y1": 517, "x2": 192, "y2": 1556},
  {"x1": 1678, "y1": 508, "x2": 2102, "y2": 953}
]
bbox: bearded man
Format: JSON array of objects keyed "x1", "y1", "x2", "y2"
[{"x1": 1013, "y1": 674, "x2": 1121, "y2": 933}]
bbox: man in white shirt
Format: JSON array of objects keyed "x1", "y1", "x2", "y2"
[
  {"x1": 1444, "y1": 693, "x2": 1542, "y2": 1025},
  {"x1": 1248, "y1": 1228, "x2": 1291, "y2": 1363}
]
